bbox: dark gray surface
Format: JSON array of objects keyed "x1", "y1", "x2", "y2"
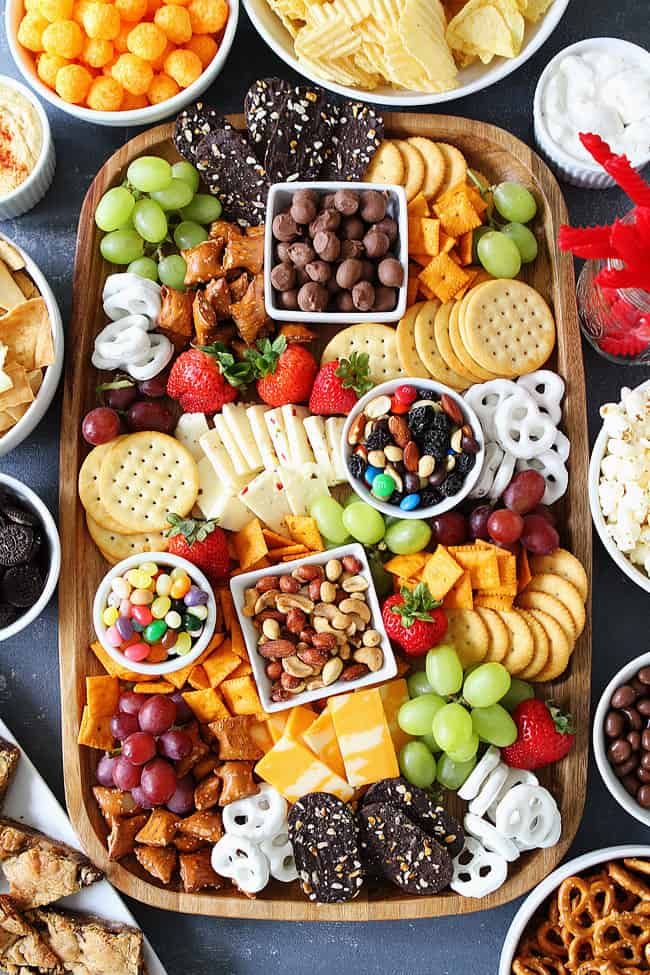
[{"x1": 0, "y1": 2, "x2": 649, "y2": 972}]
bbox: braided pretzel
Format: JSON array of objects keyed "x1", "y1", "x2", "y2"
[
  {"x1": 592, "y1": 912, "x2": 650, "y2": 967},
  {"x1": 558, "y1": 874, "x2": 617, "y2": 937}
]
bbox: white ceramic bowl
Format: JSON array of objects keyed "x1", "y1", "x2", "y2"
[
  {"x1": 243, "y1": 0, "x2": 570, "y2": 107},
  {"x1": 341, "y1": 379, "x2": 485, "y2": 519},
  {"x1": 588, "y1": 379, "x2": 650, "y2": 594},
  {"x1": 264, "y1": 182, "x2": 408, "y2": 324},
  {"x1": 230, "y1": 543, "x2": 397, "y2": 713},
  {"x1": 534, "y1": 37, "x2": 650, "y2": 189},
  {"x1": 92, "y1": 552, "x2": 217, "y2": 676},
  {"x1": 0, "y1": 231, "x2": 64, "y2": 457},
  {"x1": 0, "y1": 74, "x2": 55, "y2": 219},
  {"x1": 499, "y1": 844, "x2": 650, "y2": 974},
  {"x1": 0, "y1": 473, "x2": 61, "y2": 643},
  {"x1": 6, "y1": 0, "x2": 239, "y2": 128}
]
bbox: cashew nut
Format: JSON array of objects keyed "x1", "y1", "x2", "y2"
[
  {"x1": 262, "y1": 618, "x2": 281, "y2": 640},
  {"x1": 306, "y1": 678, "x2": 325, "y2": 692},
  {"x1": 339, "y1": 598, "x2": 371, "y2": 622},
  {"x1": 282, "y1": 655, "x2": 315, "y2": 678},
  {"x1": 362, "y1": 629, "x2": 382, "y2": 647},
  {"x1": 342, "y1": 575, "x2": 369, "y2": 593},
  {"x1": 254, "y1": 589, "x2": 281, "y2": 614},
  {"x1": 242, "y1": 588, "x2": 257, "y2": 617},
  {"x1": 338, "y1": 642, "x2": 352, "y2": 660},
  {"x1": 353, "y1": 645, "x2": 384, "y2": 672},
  {"x1": 332, "y1": 610, "x2": 351, "y2": 630},
  {"x1": 276, "y1": 593, "x2": 314, "y2": 614}
]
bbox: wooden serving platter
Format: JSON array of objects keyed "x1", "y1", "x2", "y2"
[{"x1": 59, "y1": 113, "x2": 591, "y2": 920}]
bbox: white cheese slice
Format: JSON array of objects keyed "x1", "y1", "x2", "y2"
[
  {"x1": 195, "y1": 457, "x2": 252, "y2": 531},
  {"x1": 280, "y1": 463, "x2": 331, "y2": 516},
  {"x1": 281, "y1": 404, "x2": 315, "y2": 467},
  {"x1": 238, "y1": 469, "x2": 291, "y2": 533},
  {"x1": 200, "y1": 428, "x2": 248, "y2": 493},
  {"x1": 213, "y1": 413, "x2": 252, "y2": 476},
  {"x1": 222, "y1": 402, "x2": 263, "y2": 471},
  {"x1": 174, "y1": 413, "x2": 209, "y2": 461},
  {"x1": 247, "y1": 404, "x2": 278, "y2": 471},
  {"x1": 325, "y1": 417, "x2": 348, "y2": 483},
  {"x1": 264, "y1": 408, "x2": 291, "y2": 467},
  {"x1": 303, "y1": 415, "x2": 336, "y2": 484}
]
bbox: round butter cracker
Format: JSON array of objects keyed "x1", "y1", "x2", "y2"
[
  {"x1": 413, "y1": 300, "x2": 467, "y2": 390},
  {"x1": 529, "y1": 549, "x2": 588, "y2": 602},
  {"x1": 497, "y1": 609, "x2": 534, "y2": 675},
  {"x1": 516, "y1": 589, "x2": 576, "y2": 645},
  {"x1": 525, "y1": 608, "x2": 571, "y2": 682},
  {"x1": 434, "y1": 302, "x2": 478, "y2": 384},
  {"x1": 406, "y1": 137, "x2": 445, "y2": 198},
  {"x1": 525, "y1": 572, "x2": 586, "y2": 637},
  {"x1": 87, "y1": 514, "x2": 168, "y2": 563},
  {"x1": 475, "y1": 607, "x2": 510, "y2": 663},
  {"x1": 451, "y1": 300, "x2": 500, "y2": 381},
  {"x1": 516, "y1": 609, "x2": 550, "y2": 681},
  {"x1": 78, "y1": 438, "x2": 135, "y2": 535},
  {"x1": 444, "y1": 608, "x2": 489, "y2": 668},
  {"x1": 435, "y1": 142, "x2": 467, "y2": 197},
  {"x1": 395, "y1": 140, "x2": 425, "y2": 201},
  {"x1": 322, "y1": 324, "x2": 402, "y2": 384},
  {"x1": 396, "y1": 302, "x2": 432, "y2": 379},
  {"x1": 364, "y1": 141, "x2": 405, "y2": 185}
]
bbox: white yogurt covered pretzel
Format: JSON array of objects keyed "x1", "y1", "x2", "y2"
[
  {"x1": 450, "y1": 836, "x2": 508, "y2": 898},
  {"x1": 458, "y1": 746, "x2": 501, "y2": 801},
  {"x1": 260, "y1": 831, "x2": 298, "y2": 883},
  {"x1": 469, "y1": 443, "x2": 505, "y2": 500},
  {"x1": 468, "y1": 764, "x2": 509, "y2": 818},
  {"x1": 517, "y1": 370, "x2": 565, "y2": 427},
  {"x1": 463, "y1": 812, "x2": 520, "y2": 863},
  {"x1": 464, "y1": 380, "x2": 518, "y2": 441},
  {"x1": 494, "y1": 390, "x2": 557, "y2": 459},
  {"x1": 222, "y1": 783, "x2": 287, "y2": 842},
  {"x1": 211, "y1": 834, "x2": 270, "y2": 894},
  {"x1": 495, "y1": 784, "x2": 558, "y2": 847}
]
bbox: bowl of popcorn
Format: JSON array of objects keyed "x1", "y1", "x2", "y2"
[
  {"x1": 588, "y1": 380, "x2": 650, "y2": 593},
  {"x1": 6, "y1": 0, "x2": 238, "y2": 126}
]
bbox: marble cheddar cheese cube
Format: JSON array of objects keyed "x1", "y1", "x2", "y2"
[
  {"x1": 255, "y1": 735, "x2": 354, "y2": 803},
  {"x1": 283, "y1": 705, "x2": 316, "y2": 740},
  {"x1": 265, "y1": 711, "x2": 289, "y2": 743},
  {"x1": 302, "y1": 708, "x2": 346, "y2": 780},
  {"x1": 329, "y1": 689, "x2": 399, "y2": 787},
  {"x1": 377, "y1": 679, "x2": 411, "y2": 754}
]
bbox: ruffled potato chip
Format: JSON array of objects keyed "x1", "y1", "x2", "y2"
[{"x1": 446, "y1": 0, "x2": 524, "y2": 64}]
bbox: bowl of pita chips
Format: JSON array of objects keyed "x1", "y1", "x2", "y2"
[{"x1": 0, "y1": 233, "x2": 63, "y2": 456}]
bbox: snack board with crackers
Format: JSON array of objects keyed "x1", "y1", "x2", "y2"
[{"x1": 59, "y1": 86, "x2": 591, "y2": 920}]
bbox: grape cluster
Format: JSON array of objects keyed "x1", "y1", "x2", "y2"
[
  {"x1": 82, "y1": 372, "x2": 176, "y2": 446},
  {"x1": 474, "y1": 181, "x2": 539, "y2": 279}
]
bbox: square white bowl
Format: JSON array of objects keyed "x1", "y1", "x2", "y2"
[
  {"x1": 230, "y1": 543, "x2": 397, "y2": 712},
  {"x1": 264, "y1": 182, "x2": 408, "y2": 324}
]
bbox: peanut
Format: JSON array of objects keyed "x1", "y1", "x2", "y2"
[
  {"x1": 320, "y1": 581, "x2": 337, "y2": 603},
  {"x1": 325, "y1": 559, "x2": 342, "y2": 582},
  {"x1": 285, "y1": 608, "x2": 306, "y2": 633},
  {"x1": 293, "y1": 564, "x2": 323, "y2": 582},
  {"x1": 255, "y1": 576, "x2": 280, "y2": 592},
  {"x1": 308, "y1": 578, "x2": 323, "y2": 601},
  {"x1": 342, "y1": 555, "x2": 362, "y2": 574},
  {"x1": 279, "y1": 574, "x2": 300, "y2": 593},
  {"x1": 322, "y1": 657, "x2": 343, "y2": 685},
  {"x1": 265, "y1": 661, "x2": 282, "y2": 680}
]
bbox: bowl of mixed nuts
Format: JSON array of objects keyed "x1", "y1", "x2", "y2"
[
  {"x1": 230, "y1": 544, "x2": 397, "y2": 712},
  {"x1": 342, "y1": 379, "x2": 485, "y2": 519}
]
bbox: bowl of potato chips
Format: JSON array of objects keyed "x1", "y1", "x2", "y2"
[{"x1": 243, "y1": 0, "x2": 571, "y2": 106}]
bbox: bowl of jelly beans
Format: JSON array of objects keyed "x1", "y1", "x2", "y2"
[{"x1": 93, "y1": 552, "x2": 217, "y2": 676}]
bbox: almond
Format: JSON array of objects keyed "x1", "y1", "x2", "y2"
[
  {"x1": 257, "y1": 639, "x2": 297, "y2": 659},
  {"x1": 388, "y1": 414, "x2": 410, "y2": 448},
  {"x1": 347, "y1": 412, "x2": 366, "y2": 445},
  {"x1": 340, "y1": 663, "x2": 369, "y2": 681},
  {"x1": 440, "y1": 393, "x2": 464, "y2": 426},
  {"x1": 403, "y1": 440, "x2": 420, "y2": 472}
]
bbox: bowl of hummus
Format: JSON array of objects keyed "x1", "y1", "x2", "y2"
[{"x1": 0, "y1": 75, "x2": 54, "y2": 220}]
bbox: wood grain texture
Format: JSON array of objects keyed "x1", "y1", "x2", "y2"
[{"x1": 59, "y1": 113, "x2": 591, "y2": 920}]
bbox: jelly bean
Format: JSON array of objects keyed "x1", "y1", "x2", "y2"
[
  {"x1": 174, "y1": 632, "x2": 192, "y2": 655},
  {"x1": 124, "y1": 642, "x2": 150, "y2": 662},
  {"x1": 119, "y1": 598, "x2": 133, "y2": 618},
  {"x1": 143, "y1": 619, "x2": 167, "y2": 644},
  {"x1": 107, "y1": 592, "x2": 121, "y2": 609},
  {"x1": 372, "y1": 473, "x2": 396, "y2": 499},
  {"x1": 183, "y1": 613, "x2": 202, "y2": 633},
  {"x1": 161, "y1": 629, "x2": 178, "y2": 651},
  {"x1": 131, "y1": 588, "x2": 154, "y2": 606},
  {"x1": 187, "y1": 604, "x2": 208, "y2": 621},
  {"x1": 400, "y1": 493, "x2": 421, "y2": 511},
  {"x1": 102, "y1": 606, "x2": 119, "y2": 626},
  {"x1": 105, "y1": 624, "x2": 122, "y2": 647},
  {"x1": 132, "y1": 605, "x2": 153, "y2": 626},
  {"x1": 170, "y1": 567, "x2": 187, "y2": 581},
  {"x1": 116, "y1": 616, "x2": 133, "y2": 640},
  {"x1": 132, "y1": 620, "x2": 145, "y2": 633},
  {"x1": 165, "y1": 610, "x2": 182, "y2": 629},
  {"x1": 127, "y1": 569, "x2": 154, "y2": 589},
  {"x1": 140, "y1": 561, "x2": 158, "y2": 576},
  {"x1": 151, "y1": 596, "x2": 171, "y2": 619},
  {"x1": 156, "y1": 574, "x2": 172, "y2": 597},
  {"x1": 111, "y1": 577, "x2": 131, "y2": 599},
  {"x1": 184, "y1": 585, "x2": 208, "y2": 607},
  {"x1": 364, "y1": 464, "x2": 382, "y2": 486},
  {"x1": 170, "y1": 577, "x2": 191, "y2": 599}
]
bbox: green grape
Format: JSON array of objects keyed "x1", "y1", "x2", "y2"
[
  {"x1": 127, "y1": 156, "x2": 173, "y2": 193},
  {"x1": 493, "y1": 182, "x2": 537, "y2": 223},
  {"x1": 384, "y1": 519, "x2": 431, "y2": 555},
  {"x1": 95, "y1": 186, "x2": 135, "y2": 232},
  {"x1": 128, "y1": 257, "x2": 158, "y2": 281},
  {"x1": 310, "y1": 496, "x2": 349, "y2": 545},
  {"x1": 426, "y1": 644, "x2": 463, "y2": 696},
  {"x1": 436, "y1": 753, "x2": 476, "y2": 791},
  {"x1": 500, "y1": 678, "x2": 534, "y2": 713},
  {"x1": 471, "y1": 704, "x2": 517, "y2": 747},
  {"x1": 477, "y1": 231, "x2": 522, "y2": 279},
  {"x1": 397, "y1": 693, "x2": 445, "y2": 736},
  {"x1": 173, "y1": 220, "x2": 209, "y2": 250},
  {"x1": 100, "y1": 229, "x2": 144, "y2": 265},
  {"x1": 399, "y1": 741, "x2": 436, "y2": 789},
  {"x1": 133, "y1": 199, "x2": 168, "y2": 244},
  {"x1": 180, "y1": 193, "x2": 223, "y2": 224},
  {"x1": 171, "y1": 160, "x2": 200, "y2": 194},
  {"x1": 419, "y1": 732, "x2": 441, "y2": 753},
  {"x1": 502, "y1": 222, "x2": 538, "y2": 264},
  {"x1": 342, "y1": 502, "x2": 385, "y2": 545},
  {"x1": 472, "y1": 225, "x2": 491, "y2": 264},
  {"x1": 150, "y1": 178, "x2": 194, "y2": 212},
  {"x1": 446, "y1": 732, "x2": 479, "y2": 763},
  {"x1": 463, "y1": 662, "x2": 511, "y2": 708},
  {"x1": 432, "y1": 702, "x2": 473, "y2": 753},
  {"x1": 158, "y1": 255, "x2": 187, "y2": 290},
  {"x1": 407, "y1": 671, "x2": 433, "y2": 698}
]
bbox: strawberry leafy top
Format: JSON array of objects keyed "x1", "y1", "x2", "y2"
[
  {"x1": 243, "y1": 335, "x2": 287, "y2": 378},
  {"x1": 546, "y1": 703, "x2": 575, "y2": 736},
  {"x1": 166, "y1": 513, "x2": 218, "y2": 545},
  {"x1": 195, "y1": 342, "x2": 253, "y2": 388},
  {"x1": 335, "y1": 353, "x2": 373, "y2": 396},
  {"x1": 391, "y1": 582, "x2": 441, "y2": 628}
]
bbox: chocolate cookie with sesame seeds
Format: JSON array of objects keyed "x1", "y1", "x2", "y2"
[
  {"x1": 173, "y1": 101, "x2": 223, "y2": 162},
  {"x1": 321, "y1": 101, "x2": 384, "y2": 181},
  {"x1": 361, "y1": 778, "x2": 465, "y2": 858},
  {"x1": 244, "y1": 77, "x2": 292, "y2": 162},
  {"x1": 194, "y1": 118, "x2": 269, "y2": 227},
  {"x1": 263, "y1": 84, "x2": 337, "y2": 184},
  {"x1": 288, "y1": 793, "x2": 364, "y2": 903},
  {"x1": 359, "y1": 802, "x2": 453, "y2": 895}
]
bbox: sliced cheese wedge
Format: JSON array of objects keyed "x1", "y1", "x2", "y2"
[
  {"x1": 213, "y1": 414, "x2": 252, "y2": 476},
  {"x1": 174, "y1": 413, "x2": 209, "y2": 461},
  {"x1": 325, "y1": 416, "x2": 348, "y2": 483},
  {"x1": 222, "y1": 402, "x2": 263, "y2": 471},
  {"x1": 200, "y1": 428, "x2": 248, "y2": 493},
  {"x1": 247, "y1": 404, "x2": 278, "y2": 471},
  {"x1": 303, "y1": 415, "x2": 337, "y2": 484},
  {"x1": 264, "y1": 408, "x2": 291, "y2": 467},
  {"x1": 195, "y1": 457, "x2": 252, "y2": 531},
  {"x1": 281, "y1": 404, "x2": 314, "y2": 467},
  {"x1": 280, "y1": 463, "x2": 330, "y2": 517},
  {"x1": 238, "y1": 469, "x2": 291, "y2": 533}
]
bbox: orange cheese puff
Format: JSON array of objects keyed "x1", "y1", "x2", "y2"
[
  {"x1": 115, "y1": 0, "x2": 147, "y2": 20},
  {"x1": 188, "y1": 0, "x2": 228, "y2": 33},
  {"x1": 55, "y1": 62, "x2": 93, "y2": 102},
  {"x1": 42, "y1": 18, "x2": 84, "y2": 57},
  {"x1": 146, "y1": 0, "x2": 164, "y2": 14},
  {"x1": 86, "y1": 75, "x2": 124, "y2": 110},
  {"x1": 111, "y1": 51, "x2": 153, "y2": 94},
  {"x1": 164, "y1": 48, "x2": 201, "y2": 87},
  {"x1": 36, "y1": 52, "x2": 69, "y2": 85},
  {"x1": 150, "y1": 39, "x2": 174, "y2": 70},
  {"x1": 147, "y1": 71, "x2": 179, "y2": 103},
  {"x1": 24, "y1": 0, "x2": 41, "y2": 12},
  {"x1": 154, "y1": 4, "x2": 191, "y2": 44},
  {"x1": 72, "y1": 0, "x2": 92, "y2": 23},
  {"x1": 82, "y1": 1, "x2": 121, "y2": 39},
  {"x1": 113, "y1": 22, "x2": 131, "y2": 52},
  {"x1": 127, "y1": 22, "x2": 167, "y2": 61},
  {"x1": 82, "y1": 36, "x2": 114, "y2": 67},
  {"x1": 183, "y1": 32, "x2": 217, "y2": 66},
  {"x1": 38, "y1": 0, "x2": 74, "y2": 21},
  {"x1": 121, "y1": 90, "x2": 148, "y2": 109},
  {"x1": 17, "y1": 12, "x2": 49, "y2": 51}
]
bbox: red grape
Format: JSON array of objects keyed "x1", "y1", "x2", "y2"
[
  {"x1": 110, "y1": 712, "x2": 139, "y2": 741},
  {"x1": 138, "y1": 696, "x2": 177, "y2": 736},
  {"x1": 96, "y1": 754, "x2": 118, "y2": 787},
  {"x1": 137, "y1": 372, "x2": 169, "y2": 398},
  {"x1": 126, "y1": 400, "x2": 175, "y2": 434},
  {"x1": 488, "y1": 508, "x2": 524, "y2": 545},
  {"x1": 529, "y1": 504, "x2": 556, "y2": 526},
  {"x1": 141, "y1": 758, "x2": 177, "y2": 805},
  {"x1": 122, "y1": 731, "x2": 157, "y2": 765},
  {"x1": 469, "y1": 505, "x2": 493, "y2": 540},
  {"x1": 82, "y1": 407, "x2": 121, "y2": 445},
  {"x1": 131, "y1": 785, "x2": 155, "y2": 810},
  {"x1": 521, "y1": 514, "x2": 559, "y2": 555},
  {"x1": 158, "y1": 729, "x2": 192, "y2": 761},
  {"x1": 503, "y1": 469, "x2": 546, "y2": 514},
  {"x1": 119, "y1": 691, "x2": 147, "y2": 715},
  {"x1": 112, "y1": 756, "x2": 142, "y2": 790},
  {"x1": 432, "y1": 511, "x2": 467, "y2": 546},
  {"x1": 166, "y1": 774, "x2": 195, "y2": 815},
  {"x1": 170, "y1": 691, "x2": 192, "y2": 724},
  {"x1": 103, "y1": 384, "x2": 138, "y2": 410}
]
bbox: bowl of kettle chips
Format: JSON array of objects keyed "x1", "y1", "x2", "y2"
[
  {"x1": 243, "y1": 0, "x2": 571, "y2": 106},
  {"x1": 0, "y1": 233, "x2": 63, "y2": 455}
]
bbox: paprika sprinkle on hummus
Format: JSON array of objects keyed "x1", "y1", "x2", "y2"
[{"x1": 0, "y1": 83, "x2": 43, "y2": 199}]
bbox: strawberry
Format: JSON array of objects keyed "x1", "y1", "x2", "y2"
[
  {"x1": 166, "y1": 514, "x2": 230, "y2": 582},
  {"x1": 245, "y1": 336, "x2": 318, "y2": 407},
  {"x1": 166, "y1": 346, "x2": 244, "y2": 413},
  {"x1": 308, "y1": 353, "x2": 373, "y2": 415},
  {"x1": 502, "y1": 699, "x2": 575, "y2": 770},
  {"x1": 381, "y1": 583, "x2": 447, "y2": 657}
]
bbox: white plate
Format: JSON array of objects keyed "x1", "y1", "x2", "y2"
[{"x1": 0, "y1": 716, "x2": 167, "y2": 975}]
